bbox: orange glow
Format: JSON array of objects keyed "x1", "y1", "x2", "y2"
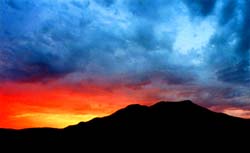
[
  {"x1": 12, "y1": 112, "x2": 102, "y2": 128},
  {"x1": 223, "y1": 108, "x2": 250, "y2": 118},
  {"x1": 0, "y1": 81, "x2": 166, "y2": 129},
  {"x1": 1, "y1": 81, "x2": 249, "y2": 129}
]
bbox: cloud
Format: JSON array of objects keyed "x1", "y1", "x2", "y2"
[
  {"x1": 183, "y1": 0, "x2": 217, "y2": 16},
  {"x1": 0, "y1": 0, "x2": 184, "y2": 82},
  {"x1": 0, "y1": 0, "x2": 249, "y2": 107},
  {"x1": 205, "y1": 0, "x2": 250, "y2": 86},
  {"x1": 216, "y1": 62, "x2": 250, "y2": 85},
  {"x1": 218, "y1": 0, "x2": 236, "y2": 25}
]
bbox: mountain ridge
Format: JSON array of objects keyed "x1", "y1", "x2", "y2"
[
  {"x1": 1, "y1": 100, "x2": 250, "y2": 150},
  {"x1": 1, "y1": 100, "x2": 248, "y2": 131}
]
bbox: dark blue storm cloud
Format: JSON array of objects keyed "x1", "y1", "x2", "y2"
[
  {"x1": 183, "y1": 0, "x2": 217, "y2": 16},
  {"x1": 0, "y1": 0, "x2": 249, "y2": 106}
]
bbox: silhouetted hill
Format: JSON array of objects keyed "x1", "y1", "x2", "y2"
[{"x1": 1, "y1": 100, "x2": 250, "y2": 151}]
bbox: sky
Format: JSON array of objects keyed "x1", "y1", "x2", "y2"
[{"x1": 0, "y1": 0, "x2": 250, "y2": 129}]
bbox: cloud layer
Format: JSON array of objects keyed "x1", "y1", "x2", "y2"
[{"x1": 0, "y1": 0, "x2": 249, "y2": 108}]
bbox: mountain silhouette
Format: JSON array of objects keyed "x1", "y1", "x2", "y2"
[{"x1": 1, "y1": 100, "x2": 250, "y2": 151}]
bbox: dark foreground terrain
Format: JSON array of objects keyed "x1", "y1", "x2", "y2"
[{"x1": 1, "y1": 100, "x2": 250, "y2": 151}]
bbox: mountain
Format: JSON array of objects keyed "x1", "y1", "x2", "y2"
[{"x1": 1, "y1": 100, "x2": 250, "y2": 151}]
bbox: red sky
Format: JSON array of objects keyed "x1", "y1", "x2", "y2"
[
  {"x1": 0, "y1": 80, "x2": 164, "y2": 129},
  {"x1": 1, "y1": 81, "x2": 249, "y2": 129}
]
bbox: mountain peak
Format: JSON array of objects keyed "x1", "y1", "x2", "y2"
[
  {"x1": 1, "y1": 100, "x2": 250, "y2": 150},
  {"x1": 150, "y1": 100, "x2": 202, "y2": 110},
  {"x1": 112, "y1": 100, "x2": 197, "y2": 118},
  {"x1": 152, "y1": 100, "x2": 194, "y2": 106},
  {"x1": 111, "y1": 103, "x2": 148, "y2": 117}
]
